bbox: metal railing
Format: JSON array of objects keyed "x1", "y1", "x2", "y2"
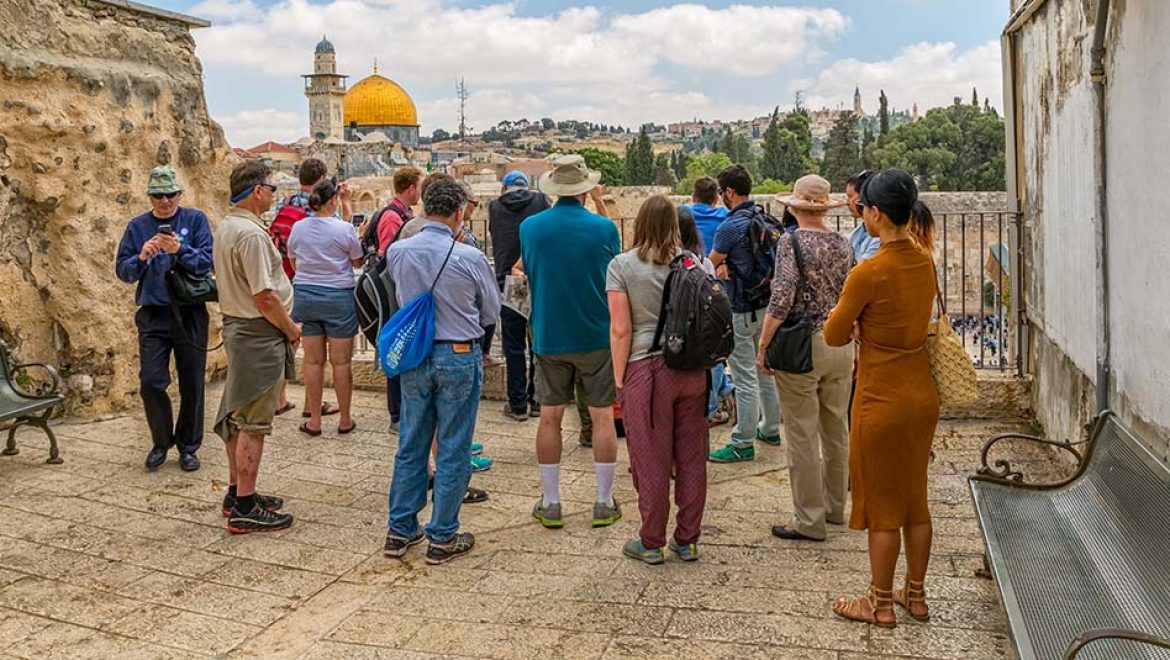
[{"x1": 360, "y1": 209, "x2": 1024, "y2": 373}]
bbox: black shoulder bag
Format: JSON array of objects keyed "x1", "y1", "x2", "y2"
[
  {"x1": 165, "y1": 259, "x2": 221, "y2": 351},
  {"x1": 764, "y1": 233, "x2": 813, "y2": 374}
]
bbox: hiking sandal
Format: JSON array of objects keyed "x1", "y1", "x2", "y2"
[
  {"x1": 832, "y1": 585, "x2": 897, "y2": 629},
  {"x1": 894, "y1": 578, "x2": 930, "y2": 622}
]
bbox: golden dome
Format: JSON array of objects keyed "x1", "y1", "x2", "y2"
[{"x1": 343, "y1": 74, "x2": 418, "y2": 127}]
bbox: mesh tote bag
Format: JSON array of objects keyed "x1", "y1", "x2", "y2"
[{"x1": 925, "y1": 260, "x2": 979, "y2": 407}]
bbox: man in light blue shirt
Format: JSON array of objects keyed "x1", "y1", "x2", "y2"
[
  {"x1": 846, "y1": 171, "x2": 880, "y2": 260},
  {"x1": 684, "y1": 175, "x2": 729, "y2": 254},
  {"x1": 382, "y1": 178, "x2": 500, "y2": 565}
]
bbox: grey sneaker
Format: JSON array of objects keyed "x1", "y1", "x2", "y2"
[
  {"x1": 388, "y1": 420, "x2": 400, "y2": 435},
  {"x1": 383, "y1": 530, "x2": 424, "y2": 558},
  {"x1": 425, "y1": 532, "x2": 475, "y2": 565},
  {"x1": 532, "y1": 499, "x2": 564, "y2": 529},
  {"x1": 592, "y1": 498, "x2": 623, "y2": 528}
]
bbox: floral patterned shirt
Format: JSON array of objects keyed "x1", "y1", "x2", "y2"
[{"x1": 767, "y1": 230, "x2": 855, "y2": 332}]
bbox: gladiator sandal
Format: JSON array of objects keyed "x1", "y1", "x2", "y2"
[
  {"x1": 832, "y1": 585, "x2": 897, "y2": 629},
  {"x1": 894, "y1": 578, "x2": 930, "y2": 622}
]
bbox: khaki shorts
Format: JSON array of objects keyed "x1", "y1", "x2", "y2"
[
  {"x1": 226, "y1": 380, "x2": 283, "y2": 437},
  {"x1": 535, "y1": 350, "x2": 616, "y2": 408}
]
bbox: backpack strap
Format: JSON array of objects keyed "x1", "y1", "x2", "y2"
[
  {"x1": 650, "y1": 253, "x2": 688, "y2": 352},
  {"x1": 429, "y1": 238, "x2": 458, "y2": 292}
]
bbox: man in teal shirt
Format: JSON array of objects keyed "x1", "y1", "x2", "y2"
[{"x1": 519, "y1": 155, "x2": 623, "y2": 531}]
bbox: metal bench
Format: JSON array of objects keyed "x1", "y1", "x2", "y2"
[
  {"x1": 0, "y1": 340, "x2": 64, "y2": 464},
  {"x1": 969, "y1": 411, "x2": 1170, "y2": 660}
]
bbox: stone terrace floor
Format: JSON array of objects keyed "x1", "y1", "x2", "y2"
[{"x1": 0, "y1": 382, "x2": 1024, "y2": 659}]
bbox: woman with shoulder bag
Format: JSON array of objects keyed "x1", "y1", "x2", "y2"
[
  {"x1": 607, "y1": 195, "x2": 709, "y2": 565},
  {"x1": 822, "y1": 169, "x2": 939, "y2": 629},
  {"x1": 756, "y1": 175, "x2": 855, "y2": 544}
]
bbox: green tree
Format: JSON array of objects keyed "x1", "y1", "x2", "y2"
[
  {"x1": 653, "y1": 152, "x2": 677, "y2": 187},
  {"x1": 753, "y1": 179, "x2": 791, "y2": 195},
  {"x1": 761, "y1": 108, "x2": 785, "y2": 181},
  {"x1": 432, "y1": 128, "x2": 450, "y2": 141},
  {"x1": 869, "y1": 102, "x2": 1005, "y2": 190},
  {"x1": 861, "y1": 125, "x2": 876, "y2": 169},
  {"x1": 675, "y1": 152, "x2": 733, "y2": 194},
  {"x1": 878, "y1": 90, "x2": 890, "y2": 138},
  {"x1": 781, "y1": 110, "x2": 813, "y2": 161},
  {"x1": 623, "y1": 128, "x2": 655, "y2": 185},
  {"x1": 972, "y1": 87, "x2": 980, "y2": 107},
  {"x1": 673, "y1": 150, "x2": 690, "y2": 180},
  {"x1": 821, "y1": 112, "x2": 863, "y2": 189},
  {"x1": 574, "y1": 148, "x2": 624, "y2": 187}
]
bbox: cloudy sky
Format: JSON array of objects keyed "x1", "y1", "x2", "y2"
[{"x1": 153, "y1": 0, "x2": 1009, "y2": 149}]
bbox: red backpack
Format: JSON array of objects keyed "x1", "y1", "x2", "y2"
[{"x1": 269, "y1": 198, "x2": 308, "y2": 278}]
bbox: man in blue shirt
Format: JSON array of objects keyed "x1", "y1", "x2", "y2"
[
  {"x1": 115, "y1": 165, "x2": 213, "y2": 472},
  {"x1": 846, "y1": 170, "x2": 880, "y2": 260},
  {"x1": 382, "y1": 178, "x2": 500, "y2": 565},
  {"x1": 707, "y1": 164, "x2": 782, "y2": 463},
  {"x1": 684, "y1": 175, "x2": 729, "y2": 254},
  {"x1": 519, "y1": 154, "x2": 623, "y2": 530}
]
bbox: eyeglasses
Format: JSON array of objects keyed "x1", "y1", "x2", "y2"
[
  {"x1": 149, "y1": 192, "x2": 180, "y2": 200},
  {"x1": 259, "y1": 183, "x2": 278, "y2": 192}
]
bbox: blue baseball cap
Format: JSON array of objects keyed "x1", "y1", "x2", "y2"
[{"x1": 502, "y1": 170, "x2": 529, "y2": 187}]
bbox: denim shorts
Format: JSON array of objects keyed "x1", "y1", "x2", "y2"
[{"x1": 292, "y1": 285, "x2": 358, "y2": 338}]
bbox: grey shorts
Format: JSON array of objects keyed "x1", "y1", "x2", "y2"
[{"x1": 535, "y1": 349, "x2": 616, "y2": 408}]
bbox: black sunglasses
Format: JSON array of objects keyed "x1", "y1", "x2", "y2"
[
  {"x1": 149, "y1": 191, "x2": 180, "y2": 200},
  {"x1": 259, "y1": 183, "x2": 278, "y2": 192}
]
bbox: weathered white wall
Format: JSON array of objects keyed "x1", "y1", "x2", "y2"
[
  {"x1": 1017, "y1": 0, "x2": 1170, "y2": 457},
  {"x1": 1101, "y1": 1, "x2": 1170, "y2": 455}
]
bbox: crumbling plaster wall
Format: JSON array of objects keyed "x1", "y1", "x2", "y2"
[{"x1": 0, "y1": 0, "x2": 234, "y2": 413}]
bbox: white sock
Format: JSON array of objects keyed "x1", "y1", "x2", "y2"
[
  {"x1": 595, "y1": 462, "x2": 616, "y2": 505},
  {"x1": 539, "y1": 463, "x2": 561, "y2": 505}
]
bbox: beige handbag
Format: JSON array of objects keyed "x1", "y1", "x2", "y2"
[{"x1": 925, "y1": 262, "x2": 979, "y2": 407}]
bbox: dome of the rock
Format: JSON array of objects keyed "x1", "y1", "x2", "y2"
[{"x1": 343, "y1": 74, "x2": 418, "y2": 128}]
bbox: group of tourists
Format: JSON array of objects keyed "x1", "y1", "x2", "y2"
[{"x1": 117, "y1": 150, "x2": 943, "y2": 627}]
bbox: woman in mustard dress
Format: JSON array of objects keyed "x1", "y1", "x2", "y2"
[{"x1": 823, "y1": 169, "x2": 939, "y2": 628}]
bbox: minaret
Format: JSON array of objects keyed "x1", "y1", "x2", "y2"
[
  {"x1": 302, "y1": 36, "x2": 347, "y2": 140},
  {"x1": 912, "y1": 102, "x2": 920, "y2": 122},
  {"x1": 853, "y1": 86, "x2": 863, "y2": 115}
]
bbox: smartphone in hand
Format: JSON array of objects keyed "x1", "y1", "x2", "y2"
[{"x1": 157, "y1": 224, "x2": 174, "y2": 235}]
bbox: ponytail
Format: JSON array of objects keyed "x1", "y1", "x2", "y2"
[
  {"x1": 910, "y1": 200, "x2": 935, "y2": 252},
  {"x1": 308, "y1": 179, "x2": 337, "y2": 211}
]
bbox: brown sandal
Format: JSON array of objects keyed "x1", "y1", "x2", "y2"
[
  {"x1": 832, "y1": 585, "x2": 897, "y2": 629},
  {"x1": 894, "y1": 578, "x2": 930, "y2": 622}
]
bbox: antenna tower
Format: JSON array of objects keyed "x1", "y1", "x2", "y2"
[{"x1": 457, "y1": 77, "x2": 470, "y2": 141}]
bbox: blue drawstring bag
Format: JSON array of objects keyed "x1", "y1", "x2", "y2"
[{"x1": 377, "y1": 239, "x2": 457, "y2": 377}]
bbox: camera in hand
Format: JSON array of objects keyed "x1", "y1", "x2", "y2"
[{"x1": 351, "y1": 213, "x2": 366, "y2": 228}]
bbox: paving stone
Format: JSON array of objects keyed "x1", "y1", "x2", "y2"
[
  {"x1": 0, "y1": 576, "x2": 139, "y2": 629},
  {"x1": 205, "y1": 534, "x2": 367, "y2": 575},
  {"x1": 0, "y1": 537, "x2": 153, "y2": 592},
  {"x1": 199, "y1": 558, "x2": 337, "y2": 599},
  {"x1": 502, "y1": 598, "x2": 673, "y2": 636},
  {"x1": 301, "y1": 641, "x2": 458, "y2": 659},
  {"x1": 402, "y1": 617, "x2": 611, "y2": 659},
  {"x1": 0, "y1": 608, "x2": 53, "y2": 650},
  {"x1": 365, "y1": 585, "x2": 513, "y2": 622},
  {"x1": 116, "y1": 572, "x2": 297, "y2": 626},
  {"x1": 109, "y1": 603, "x2": 260, "y2": 654},
  {"x1": 603, "y1": 635, "x2": 836, "y2": 659},
  {"x1": 5, "y1": 621, "x2": 201, "y2": 659},
  {"x1": 665, "y1": 608, "x2": 868, "y2": 653}
]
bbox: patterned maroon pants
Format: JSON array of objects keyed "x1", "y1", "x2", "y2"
[{"x1": 621, "y1": 356, "x2": 708, "y2": 549}]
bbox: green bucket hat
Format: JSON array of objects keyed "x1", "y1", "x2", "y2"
[{"x1": 145, "y1": 165, "x2": 182, "y2": 195}]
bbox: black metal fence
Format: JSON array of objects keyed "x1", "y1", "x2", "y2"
[{"x1": 381, "y1": 209, "x2": 1023, "y2": 373}]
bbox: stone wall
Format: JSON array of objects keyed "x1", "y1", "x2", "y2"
[{"x1": 0, "y1": 0, "x2": 234, "y2": 413}]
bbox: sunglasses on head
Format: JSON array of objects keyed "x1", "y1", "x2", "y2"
[{"x1": 149, "y1": 191, "x2": 180, "y2": 200}]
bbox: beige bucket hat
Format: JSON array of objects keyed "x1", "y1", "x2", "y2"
[
  {"x1": 775, "y1": 174, "x2": 846, "y2": 210},
  {"x1": 537, "y1": 154, "x2": 602, "y2": 197}
]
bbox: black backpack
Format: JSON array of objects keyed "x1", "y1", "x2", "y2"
[
  {"x1": 731, "y1": 206, "x2": 786, "y2": 311},
  {"x1": 650, "y1": 252, "x2": 734, "y2": 371},
  {"x1": 354, "y1": 254, "x2": 394, "y2": 345},
  {"x1": 360, "y1": 199, "x2": 408, "y2": 258}
]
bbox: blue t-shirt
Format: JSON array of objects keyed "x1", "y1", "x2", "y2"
[
  {"x1": 687, "y1": 203, "x2": 729, "y2": 255},
  {"x1": 711, "y1": 201, "x2": 762, "y2": 313},
  {"x1": 520, "y1": 198, "x2": 621, "y2": 355},
  {"x1": 115, "y1": 206, "x2": 213, "y2": 307}
]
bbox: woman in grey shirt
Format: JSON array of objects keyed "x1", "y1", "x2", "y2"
[{"x1": 607, "y1": 195, "x2": 708, "y2": 565}]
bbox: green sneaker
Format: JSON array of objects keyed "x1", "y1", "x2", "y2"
[
  {"x1": 592, "y1": 498, "x2": 622, "y2": 528},
  {"x1": 623, "y1": 538, "x2": 664, "y2": 565},
  {"x1": 708, "y1": 442, "x2": 755, "y2": 463},
  {"x1": 756, "y1": 429, "x2": 782, "y2": 446},
  {"x1": 532, "y1": 499, "x2": 564, "y2": 529},
  {"x1": 668, "y1": 538, "x2": 700, "y2": 561}
]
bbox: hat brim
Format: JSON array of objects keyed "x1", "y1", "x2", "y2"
[
  {"x1": 774, "y1": 194, "x2": 846, "y2": 210},
  {"x1": 146, "y1": 185, "x2": 182, "y2": 195},
  {"x1": 537, "y1": 170, "x2": 602, "y2": 197}
]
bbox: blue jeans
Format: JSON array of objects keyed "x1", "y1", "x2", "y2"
[
  {"x1": 387, "y1": 343, "x2": 483, "y2": 543},
  {"x1": 706, "y1": 362, "x2": 735, "y2": 418},
  {"x1": 727, "y1": 311, "x2": 781, "y2": 447}
]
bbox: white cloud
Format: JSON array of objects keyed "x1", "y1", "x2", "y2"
[
  {"x1": 216, "y1": 108, "x2": 304, "y2": 148},
  {"x1": 798, "y1": 40, "x2": 1003, "y2": 114}
]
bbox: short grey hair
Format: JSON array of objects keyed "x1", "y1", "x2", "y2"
[{"x1": 422, "y1": 178, "x2": 468, "y2": 219}]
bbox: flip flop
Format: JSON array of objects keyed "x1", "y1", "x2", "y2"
[
  {"x1": 338, "y1": 421, "x2": 357, "y2": 435},
  {"x1": 302, "y1": 403, "x2": 340, "y2": 418},
  {"x1": 275, "y1": 402, "x2": 296, "y2": 416},
  {"x1": 463, "y1": 487, "x2": 489, "y2": 504},
  {"x1": 298, "y1": 422, "x2": 322, "y2": 437}
]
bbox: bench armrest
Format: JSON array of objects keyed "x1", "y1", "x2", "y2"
[
  {"x1": 974, "y1": 432, "x2": 1088, "y2": 487},
  {"x1": 1064, "y1": 628, "x2": 1170, "y2": 659},
  {"x1": 11, "y1": 363, "x2": 63, "y2": 399}
]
